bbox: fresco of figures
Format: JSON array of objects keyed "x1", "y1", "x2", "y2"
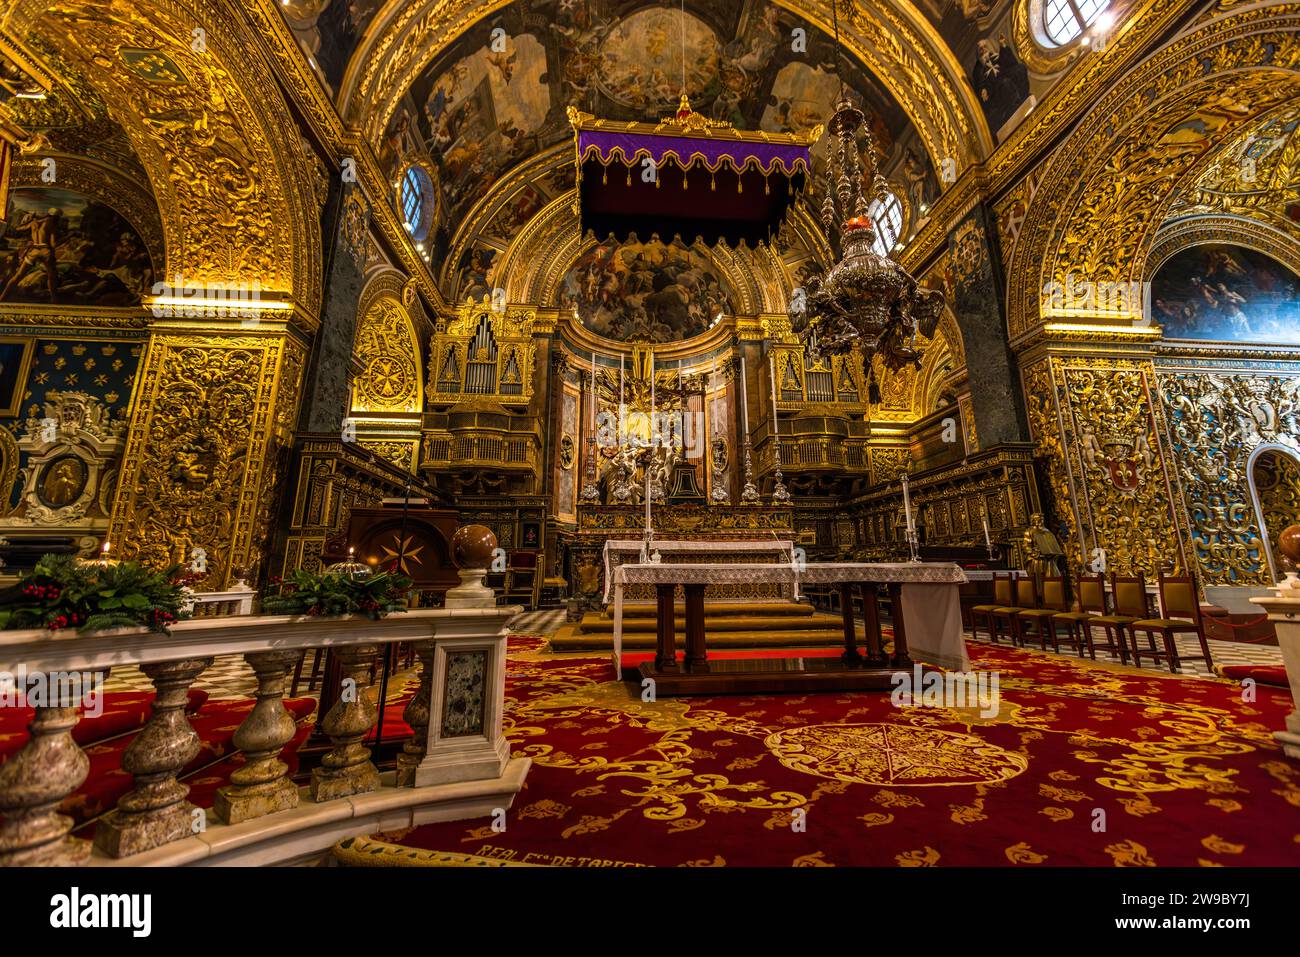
[
  {"x1": 1151, "y1": 244, "x2": 1300, "y2": 344},
  {"x1": 558, "y1": 237, "x2": 735, "y2": 343},
  {"x1": 0, "y1": 187, "x2": 154, "y2": 307},
  {"x1": 375, "y1": 0, "x2": 928, "y2": 258}
]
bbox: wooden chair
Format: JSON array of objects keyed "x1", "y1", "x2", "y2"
[
  {"x1": 1129, "y1": 571, "x2": 1215, "y2": 673},
  {"x1": 970, "y1": 573, "x2": 1013, "y2": 642},
  {"x1": 1088, "y1": 573, "x2": 1149, "y2": 665},
  {"x1": 990, "y1": 574, "x2": 1033, "y2": 646},
  {"x1": 1014, "y1": 574, "x2": 1068, "y2": 651},
  {"x1": 291, "y1": 647, "x2": 325, "y2": 697},
  {"x1": 504, "y1": 551, "x2": 540, "y2": 609},
  {"x1": 1053, "y1": 573, "x2": 1105, "y2": 658}
]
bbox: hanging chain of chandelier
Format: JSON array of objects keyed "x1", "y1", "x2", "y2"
[{"x1": 790, "y1": 2, "x2": 945, "y2": 386}]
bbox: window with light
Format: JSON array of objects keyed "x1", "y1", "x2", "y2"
[
  {"x1": 400, "y1": 167, "x2": 424, "y2": 234},
  {"x1": 868, "y1": 194, "x2": 903, "y2": 257},
  {"x1": 1043, "y1": 0, "x2": 1111, "y2": 46}
]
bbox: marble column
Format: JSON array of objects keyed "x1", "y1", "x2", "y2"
[
  {"x1": 947, "y1": 206, "x2": 1029, "y2": 447},
  {"x1": 310, "y1": 644, "x2": 381, "y2": 801},
  {"x1": 213, "y1": 650, "x2": 302, "y2": 824},
  {"x1": 396, "y1": 640, "x2": 436, "y2": 787},
  {"x1": 95, "y1": 657, "x2": 213, "y2": 858},
  {"x1": 0, "y1": 703, "x2": 91, "y2": 866}
]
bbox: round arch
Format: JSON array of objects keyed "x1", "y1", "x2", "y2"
[
  {"x1": 1245, "y1": 442, "x2": 1300, "y2": 582},
  {"x1": 1006, "y1": 5, "x2": 1300, "y2": 345},
  {"x1": 5, "y1": 0, "x2": 324, "y2": 311},
  {"x1": 337, "y1": 0, "x2": 990, "y2": 178}
]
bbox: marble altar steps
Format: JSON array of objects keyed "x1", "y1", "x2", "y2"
[{"x1": 551, "y1": 600, "x2": 855, "y2": 651}]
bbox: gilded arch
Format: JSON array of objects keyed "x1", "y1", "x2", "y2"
[
  {"x1": 353, "y1": 271, "x2": 423, "y2": 415},
  {"x1": 1006, "y1": 5, "x2": 1300, "y2": 344},
  {"x1": 3, "y1": 0, "x2": 325, "y2": 311}
]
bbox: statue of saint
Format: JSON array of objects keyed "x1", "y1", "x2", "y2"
[{"x1": 1022, "y1": 512, "x2": 1065, "y2": 584}]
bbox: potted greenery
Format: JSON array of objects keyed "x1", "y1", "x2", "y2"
[
  {"x1": 0, "y1": 553, "x2": 191, "y2": 634},
  {"x1": 260, "y1": 567, "x2": 413, "y2": 619}
]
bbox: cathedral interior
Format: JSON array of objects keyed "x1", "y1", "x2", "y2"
[{"x1": 0, "y1": 0, "x2": 1299, "y2": 896}]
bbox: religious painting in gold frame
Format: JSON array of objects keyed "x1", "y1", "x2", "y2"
[{"x1": 0, "y1": 336, "x2": 36, "y2": 417}]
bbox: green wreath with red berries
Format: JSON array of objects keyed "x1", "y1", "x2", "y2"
[{"x1": 0, "y1": 553, "x2": 193, "y2": 634}]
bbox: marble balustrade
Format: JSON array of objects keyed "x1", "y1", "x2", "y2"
[{"x1": 0, "y1": 607, "x2": 520, "y2": 866}]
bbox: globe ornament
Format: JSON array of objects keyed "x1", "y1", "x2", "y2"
[
  {"x1": 451, "y1": 524, "x2": 497, "y2": 570},
  {"x1": 446, "y1": 525, "x2": 499, "y2": 609},
  {"x1": 1276, "y1": 524, "x2": 1300, "y2": 592}
]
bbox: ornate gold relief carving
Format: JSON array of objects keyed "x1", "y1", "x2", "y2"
[
  {"x1": 1023, "y1": 356, "x2": 1188, "y2": 578},
  {"x1": 352, "y1": 295, "x2": 420, "y2": 413},
  {"x1": 11, "y1": 390, "x2": 124, "y2": 529},
  {"x1": 24, "y1": 0, "x2": 323, "y2": 311},
  {"x1": 1007, "y1": 8, "x2": 1300, "y2": 343},
  {"x1": 1160, "y1": 369, "x2": 1300, "y2": 584},
  {"x1": 107, "y1": 332, "x2": 305, "y2": 587}
]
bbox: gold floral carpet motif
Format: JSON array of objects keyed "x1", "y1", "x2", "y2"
[{"x1": 365, "y1": 638, "x2": 1300, "y2": 867}]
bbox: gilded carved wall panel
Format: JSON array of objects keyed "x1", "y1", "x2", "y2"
[
  {"x1": 1159, "y1": 368, "x2": 1300, "y2": 585},
  {"x1": 1022, "y1": 356, "x2": 1188, "y2": 578},
  {"x1": 107, "y1": 332, "x2": 306, "y2": 588}
]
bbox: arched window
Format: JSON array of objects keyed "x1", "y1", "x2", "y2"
[
  {"x1": 1043, "y1": 0, "x2": 1111, "y2": 46},
  {"x1": 400, "y1": 167, "x2": 424, "y2": 234},
  {"x1": 869, "y1": 193, "x2": 904, "y2": 257}
]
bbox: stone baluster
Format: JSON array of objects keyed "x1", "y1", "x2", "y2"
[
  {"x1": 213, "y1": 650, "x2": 302, "y2": 824},
  {"x1": 396, "y1": 640, "x2": 436, "y2": 787},
  {"x1": 0, "y1": 702, "x2": 91, "y2": 866},
  {"x1": 95, "y1": 657, "x2": 213, "y2": 858},
  {"x1": 310, "y1": 644, "x2": 380, "y2": 801}
]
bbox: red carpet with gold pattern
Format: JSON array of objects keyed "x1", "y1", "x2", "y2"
[{"x1": 371, "y1": 637, "x2": 1300, "y2": 866}]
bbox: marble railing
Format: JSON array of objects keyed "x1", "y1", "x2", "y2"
[{"x1": 0, "y1": 607, "x2": 527, "y2": 866}]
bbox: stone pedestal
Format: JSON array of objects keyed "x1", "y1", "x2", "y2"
[
  {"x1": 94, "y1": 657, "x2": 213, "y2": 858},
  {"x1": 213, "y1": 650, "x2": 301, "y2": 824},
  {"x1": 310, "y1": 644, "x2": 381, "y2": 801},
  {"x1": 444, "y1": 568, "x2": 496, "y2": 608},
  {"x1": 414, "y1": 629, "x2": 511, "y2": 787},
  {"x1": 0, "y1": 704, "x2": 91, "y2": 866},
  {"x1": 1251, "y1": 590, "x2": 1300, "y2": 759}
]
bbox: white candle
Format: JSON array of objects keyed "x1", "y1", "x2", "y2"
[
  {"x1": 645, "y1": 459, "x2": 652, "y2": 531},
  {"x1": 902, "y1": 475, "x2": 915, "y2": 534},
  {"x1": 769, "y1": 352, "x2": 779, "y2": 437},
  {"x1": 739, "y1": 353, "x2": 748, "y2": 436},
  {"x1": 590, "y1": 353, "x2": 596, "y2": 431},
  {"x1": 619, "y1": 353, "x2": 625, "y2": 444},
  {"x1": 983, "y1": 516, "x2": 992, "y2": 549},
  {"x1": 650, "y1": 354, "x2": 656, "y2": 449}
]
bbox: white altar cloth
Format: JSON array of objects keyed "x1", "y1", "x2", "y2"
[
  {"x1": 600, "y1": 538, "x2": 798, "y2": 603},
  {"x1": 610, "y1": 561, "x2": 969, "y2": 674}
]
